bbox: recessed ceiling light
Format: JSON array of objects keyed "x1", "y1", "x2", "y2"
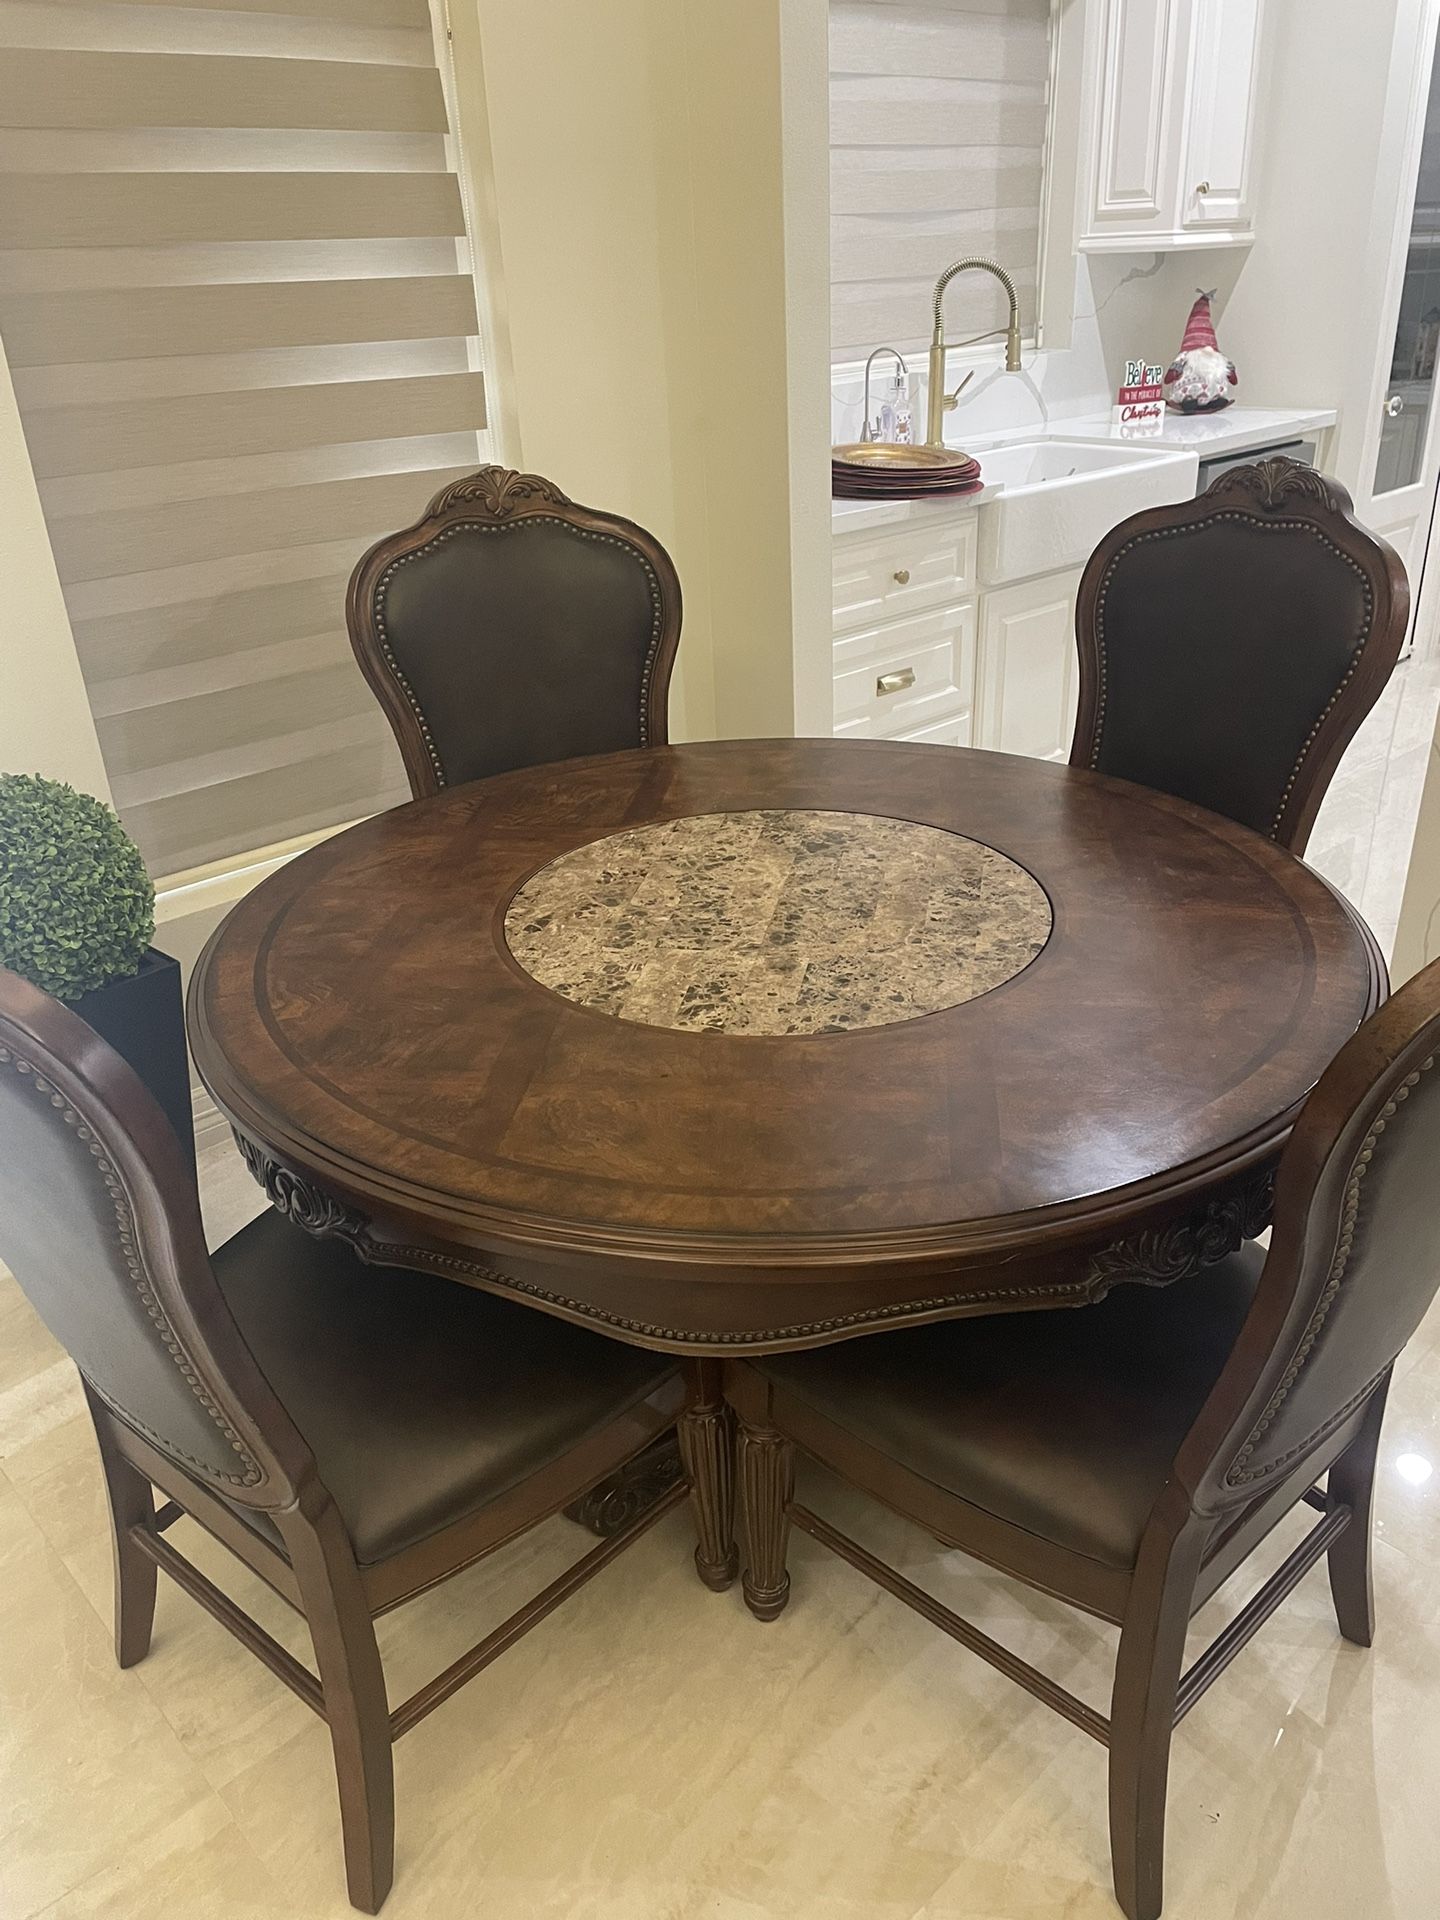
[{"x1": 1395, "y1": 1452, "x2": 1433, "y2": 1486}]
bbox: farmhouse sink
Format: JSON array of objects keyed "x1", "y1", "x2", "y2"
[{"x1": 968, "y1": 434, "x2": 1198, "y2": 585}]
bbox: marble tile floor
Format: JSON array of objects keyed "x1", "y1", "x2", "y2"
[
  {"x1": 2, "y1": 1134, "x2": 1439, "y2": 1920},
  {"x1": 1307, "y1": 643, "x2": 1440, "y2": 958}
]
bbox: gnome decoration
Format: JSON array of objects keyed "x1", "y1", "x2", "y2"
[{"x1": 1164, "y1": 289, "x2": 1238, "y2": 413}]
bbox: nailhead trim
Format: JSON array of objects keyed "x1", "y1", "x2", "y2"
[
  {"x1": 0, "y1": 1043, "x2": 262, "y2": 1487},
  {"x1": 1089, "y1": 514, "x2": 1373, "y2": 841},
  {"x1": 1226, "y1": 1052, "x2": 1436, "y2": 1486},
  {"x1": 371, "y1": 518, "x2": 666, "y2": 790}
]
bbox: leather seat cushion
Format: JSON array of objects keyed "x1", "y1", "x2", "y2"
[
  {"x1": 756, "y1": 1245, "x2": 1265, "y2": 1570},
  {"x1": 212, "y1": 1210, "x2": 678, "y2": 1565}
]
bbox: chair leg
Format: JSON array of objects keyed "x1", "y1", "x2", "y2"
[
  {"x1": 1326, "y1": 1376, "x2": 1391, "y2": 1648},
  {"x1": 677, "y1": 1361, "x2": 739, "y2": 1592},
  {"x1": 740, "y1": 1416, "x2": 794, "y2": 1622},
  {"x1": 281, "y1": 1499, "x2": 395, "y2": 1915},
  {"x1": 85, "y1": 1386, "x2": 157, "y2": 1669},
  {"x1": 1108, "y1": 1530, "x2": 1204, "y2": 1920}
]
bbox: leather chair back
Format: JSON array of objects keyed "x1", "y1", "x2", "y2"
[
  {"x1": 347, "y1": 466, "x2": 682, "y2": 799},
  {"x1": 1072, "y1": 458, "x2": 1409, "y2": 852},
  {"x1": 0, "y1": 969, "x2": 309, "y2": 1505},
  {"x1": 1180, "y1": 956, "x2": 1440, "y2": 1515}
]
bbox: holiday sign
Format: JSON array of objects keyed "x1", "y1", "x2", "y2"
[{"x1": 1113, "y1": 359, "x2": 1165, "y2": 436}]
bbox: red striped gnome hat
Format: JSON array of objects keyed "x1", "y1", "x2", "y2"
[{"x1": 1180, "y1": 290, "x2": 1220, "y2": 352}]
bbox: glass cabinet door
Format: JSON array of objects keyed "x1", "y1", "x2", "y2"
[{"x1": 1376, "y1": 30, "x2": 1440, "y2": 497}]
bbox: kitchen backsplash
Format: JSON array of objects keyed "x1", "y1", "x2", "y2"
[{"x1": 831, "y1": 254, "x2": 1184, "y2": 447}]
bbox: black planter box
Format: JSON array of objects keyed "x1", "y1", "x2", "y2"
[{"x1": 71, "y1": 946, "x2": 196, "y2": 1180}]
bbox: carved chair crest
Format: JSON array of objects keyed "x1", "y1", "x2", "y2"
[
  {"x1": 1202, "y1": 453, "x2": 1346, "y2": 513},
  {"x1": 423, "y1": 465, "x2": 574, "y2": 520}
]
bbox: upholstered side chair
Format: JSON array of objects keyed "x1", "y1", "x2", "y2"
[
  {"x1": 346, "y1": 465, "x2": 682, "y2": 799},
  {"x1": 1070, "y1": 457, "x2": 1410, "y2": 852},
  {"x1": 0, "y1": 968, "x2": 718, "y2": 1914},
  {"x1": 728, "y1": 956, "x2": 1440, "y2": 1920}
]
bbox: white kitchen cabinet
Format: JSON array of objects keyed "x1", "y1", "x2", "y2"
[
  {"x1": 1181, "y1": 0, "x2": 1264, "y2": 235},
  {"x1": 1081, "y1": 0, "x2": 1264, "y2": 254},
  {"x1": 831, "y1": 518, "x2": 977, "y2": 634},
  {"x1": 975, "y1": 570, "x2": 1083, "y2": 763},
  {"x1": 894, "y1": 710, "x2": 974, "y2": 749},
  {"x1": 830, "y1": 501, "x2": 1084, "y2": 764},
  {"x1": 833, "y1": 601, "x2": 977, "y2": 742}
]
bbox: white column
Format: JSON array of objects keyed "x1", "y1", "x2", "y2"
[
  {"x1": 1393, "y1": 718, "x2": 1440, "y2": 981},
  {"x1": 0, "y1": 329, "x2": 110, "y2": 797}
]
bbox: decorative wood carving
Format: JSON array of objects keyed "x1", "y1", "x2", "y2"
[
  {"x1": 563, "y1": 1433, "x2": 685, "y2": 1537},
  {"x1": 233, "y1": 1133, "x2": 1283, "y2": 1348},
  {"x1": 740, "y1": 1420, "x2": 795, "y2": 1622},
  {"x1": 1083, "y1": 1168, "x2": 1276, "y2": 1296},
  {"x1": 424, "y1": 464, "x2": 573, "y2": 520},
  {"x1": 232, "y1": 1130, "x2": 369, "y2": 1248},
  {"x1": 1203, "y1": 454, "x2": 1341, "y2": 512}
]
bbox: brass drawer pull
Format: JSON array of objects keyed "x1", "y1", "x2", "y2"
[
  {"x1": 892, "y1": 568, "x2": 911, "y2": 585},
  {"x1": 876, "y1": 666, "x2": 916, "y2": 697}
]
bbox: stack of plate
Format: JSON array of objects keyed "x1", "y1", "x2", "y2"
[{"x1": 832, "y1": 442, "x2": 983, "y2": 501}]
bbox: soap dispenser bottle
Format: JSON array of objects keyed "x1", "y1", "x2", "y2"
[{"x1": 861, "y1": 346, "x2": 912, "y2": 444}]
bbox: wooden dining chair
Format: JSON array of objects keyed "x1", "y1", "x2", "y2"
[
  {"x1": 1070, "y1": 456, "x2": 1409, "y2": 852},
  {"x1": 728, "y1": 955, "x2": 1440, "y2": 1920},
  {"x1": 0, "y1": 966, "x2": 709, "y2": 1914},
  {"x1": 346, "y1": 465, "x2": 682, "y2": 799}
]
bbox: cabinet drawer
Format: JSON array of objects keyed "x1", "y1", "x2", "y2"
[
  {"x1": 832, "y1": 518, "x2": 977, "y2": 633},
  {"x1": 833, "y1": 605, "x2": 976, "y2": 741},
  {"x1": 894, "y1": 710, "x2": 974, "y2": 749},
  {"x1": 833, "y1": 597, "x2": 978, "y2": 674}
]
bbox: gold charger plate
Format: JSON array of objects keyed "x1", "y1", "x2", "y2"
[{"x1": 832, "y1": 441, "x2": 977, "y2": 473}]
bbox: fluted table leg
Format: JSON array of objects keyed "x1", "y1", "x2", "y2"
[
  {"x1": 678, "y1": 1360, "x2": 739, "y2": 1591},
  {"x1": 741, "y1": 1417, "x2": 795, "y2": 1621}
]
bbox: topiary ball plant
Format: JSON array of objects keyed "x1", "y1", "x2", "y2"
[{"x1": 0, "y1": 773, "x2": 154, "y2": 1001}]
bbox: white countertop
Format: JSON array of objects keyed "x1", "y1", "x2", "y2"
[
  {"x1": 831, "y1": 405, "x2": 1337, "y2": 533},
  {"x1": 1058, "y1": 404, "x2": 1338, "y2": 459},
  {"x1": 830, "y1": 480, "x2": 1004, "y2": 535}
]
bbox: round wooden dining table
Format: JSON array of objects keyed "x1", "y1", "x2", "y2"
[{"x1": 190, "y1": 737, "x2": 1384, "y2": 1363}]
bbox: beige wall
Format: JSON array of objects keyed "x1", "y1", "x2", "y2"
[
  {"x1": 0, "y1": 330, "x2": 110, "y2": 797},
  {"x1": 450, "y1": 0, "x2": 832, "y2": 742}
]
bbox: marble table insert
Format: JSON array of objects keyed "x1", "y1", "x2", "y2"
[{"x1": 503, "y1": 808, "x2": 1053, "y2": 1036}]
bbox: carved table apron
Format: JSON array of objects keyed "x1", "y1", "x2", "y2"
[{"x1": 190, "y1": 738, "x2": 1383, "y2": 1350}]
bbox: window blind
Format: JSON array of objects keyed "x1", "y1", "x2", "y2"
[
  {"x1": 830, "y1": 0, "x2": 1051, "y2": 362},
  {"x1": 0, "y1": 0, "x2": 486, "y2": 877}
]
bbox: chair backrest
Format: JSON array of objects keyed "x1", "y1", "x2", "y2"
[
  {"x1": 0, "y1": 969, "x2": 310, "y2": 1506},
  {"x1": 346, "y1": 465, "x2": 683, "y2": 799},
  {"x1": 1071, "y1": 458, "x2": 1409, "y2": 852},
  {"x1": 1179, "y1": 956, "x2": 1440, "y2": 1517}
]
